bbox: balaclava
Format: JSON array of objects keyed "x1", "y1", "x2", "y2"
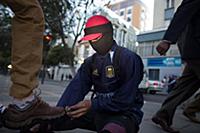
[{"x1": 79, "y1": 15, "x2": 114, "y2": 55}]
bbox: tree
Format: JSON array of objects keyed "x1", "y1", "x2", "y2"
[
  {"x1": 0, "y1": 5, "x2": 12, "y2": 74},
  {"x1": 46, "y1": 45, "x2": 73, "y2": 66},
  {"x1": 39, "y1": 0, "x2": 94, "y2": 66}
]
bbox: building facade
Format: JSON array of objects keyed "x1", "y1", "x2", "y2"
[
  {"x1": 137, "y1": 0, "x2": 183, "y2": 81},
  {"x1": 109, "y1": 0, "x2": 147, "y2": 31}
]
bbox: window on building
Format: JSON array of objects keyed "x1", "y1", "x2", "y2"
[
  {"x1": 166, "y1": 0, "x2": 175, "y2": 8},
  {"x1": 152, "y1": 45, "x2": 155, "y2": 55},
  {"x1": 138, "y1": 43, "x2": 154, "y2": 57},
  {"x1": 127, "y1": 8, "x2": 132, "y2": 14},
  {"x1": 121, "y1": 30, "x2": 126, "y2": 45},
  {"x1": 144, "y1": 44, "x2": 153, "y2": 56},
  {"x1": 171, "y1": 0, "x2": 175, "y2": 7},
  {"x1": 166, "y1": 0, "x2": 170, "y2": 8},
  {"x1": 113, "y1": 25, "x2": 118, "y2": 39},
  {"x1": 149, "y1": 69, "x2": 160, "y2": 80},
  {"x1": 127, "y1": 16, "x2": 131, "y2": 22},
  {"x1": 120, "y1": 10, "x2": 124, "y2": 16},
  {"x1": 118, "y1": 30, "x2": 122, "y2": 46},
  {"x1": 152, "y1": 42, "x2": 160, "y2": 56}
]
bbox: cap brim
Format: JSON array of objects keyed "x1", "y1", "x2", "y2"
[{"x1": 78, "y1": 33, "x2": 102, "y2": 43}]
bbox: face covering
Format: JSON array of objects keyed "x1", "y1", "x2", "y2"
[
  {"x1": 89, "y1": 32, "x2": 114, "y2": 56},
  {"x1": 84, "y1": 22, "x2": 114, "y2": 56}
]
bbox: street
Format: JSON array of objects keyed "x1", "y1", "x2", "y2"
[{"x1": 0, "y1": 74, "x2": 200, "y2": 133}]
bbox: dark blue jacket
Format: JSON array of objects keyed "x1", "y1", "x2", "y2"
[{"x1": 57, "y1": 43, "x2": 144, "y2": 125}]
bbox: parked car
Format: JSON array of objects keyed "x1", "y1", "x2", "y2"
[
  {"x1": 139, "y1": 79, "x2": 164, "y2": 94},
  {"x1": 146, "y1": 80, "x2": 164, "y2": 94}
]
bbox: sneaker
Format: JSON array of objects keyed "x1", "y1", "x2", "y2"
[{"x1": 3, "y1": 96, "x2": 65, "y2": 129}]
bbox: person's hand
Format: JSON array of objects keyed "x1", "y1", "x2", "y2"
[
  {"x1": 66, "y1": 100, "x2": 91, "y2": 119},
  {"x1": 156, "y1": 40, "x2": 171, "y2": 55}
]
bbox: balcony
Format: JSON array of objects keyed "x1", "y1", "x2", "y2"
[{"x1": 164, "y1": 7, "x2": 174, "y2": 20}]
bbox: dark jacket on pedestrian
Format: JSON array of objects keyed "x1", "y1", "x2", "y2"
[{"x1": 163, "y1": 0, "x2": 200, "y2": 60}]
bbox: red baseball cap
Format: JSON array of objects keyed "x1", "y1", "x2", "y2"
[{"x1": 79, "y1": 15, "x2": 111, "y2": 42}]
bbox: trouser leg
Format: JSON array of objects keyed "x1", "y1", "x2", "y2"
[
  {"x1": 156, "y1": 64, "x2": 200, "y2": 125},
  {"x1": 2, "y1": 0, "x2": 45, "y2": 99},
  {"x1": 188, "y1": 60, "x2": 200, "y2": 79},
  {"x1": 183, "y1": 61, "x2": 200, "y2": 114},
  {"x1": 184, "y1": 93, "x2": 200, "y2": 113}
]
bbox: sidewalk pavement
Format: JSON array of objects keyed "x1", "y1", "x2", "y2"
[{"x1": 0, "y1": 75, "x2": 200, "y2": 133}]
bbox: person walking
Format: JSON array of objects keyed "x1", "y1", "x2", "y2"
[
  {"x1": 151, "y1": 0, "x2": 200, "y2": 133},
  {"x1": 0, "y1": 0, "x2": 65, "y2": 129}
]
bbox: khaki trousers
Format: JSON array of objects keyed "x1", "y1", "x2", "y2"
[{"x1": 0, "y1": 0, "x2": 44, "y2": 99}]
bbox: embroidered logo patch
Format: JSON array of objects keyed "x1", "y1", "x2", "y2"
[
  {"x1": 105, "y1": 65, "x2": 115, "y2": 78},
  {"x1": 92, "y1": 68, "x2": 99, "y2": 76}
]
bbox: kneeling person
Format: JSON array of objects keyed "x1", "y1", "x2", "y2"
[{"x1": 33, "y1": 15, "x2": 144, "y2": 133}]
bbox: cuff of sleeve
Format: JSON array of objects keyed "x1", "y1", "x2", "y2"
[{"x1": 162, "y1": 40, "x2": 172, "y2": 44}]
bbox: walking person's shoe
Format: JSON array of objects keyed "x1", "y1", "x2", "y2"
[
  {"x1": 183, "y1": 111, "x2": 200, "y2": 123},
  {"x1": 152, "y1": 115, "x2": 180, "y2": 133},
  {"x1": 3, "y1": 96, "x2": 65, "y2": 129}
]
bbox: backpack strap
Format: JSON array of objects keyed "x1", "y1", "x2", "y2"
[
  {"x1": 113, "y1": 46, "x2": 122, "y2": 78},
  {"x1": 91, "y1": 53, "x2": 97, "y2": 73}
]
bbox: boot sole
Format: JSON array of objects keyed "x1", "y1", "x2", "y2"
[{"x1": 4, "y1": 111, "x2": 65, "y2": 129}]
